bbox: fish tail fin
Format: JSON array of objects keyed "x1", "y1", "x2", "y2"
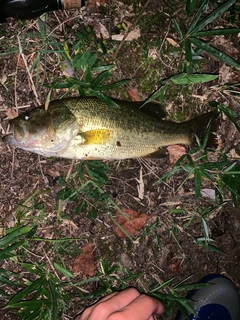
[{"x1": 187, "y1": 111, "x2": 219, "y2": 148}]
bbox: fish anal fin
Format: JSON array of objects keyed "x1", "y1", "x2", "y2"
[
  {"x1": 81, "y1": 129, "x2": 113, "y2": 145},
  {"x1": 143, "y1": 148, "x2": 167, "y2": 159}
]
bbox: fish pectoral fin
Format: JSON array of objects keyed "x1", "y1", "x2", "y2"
[
  {"x1": 80, "y1": 129, "x2": 114, "y2": 145},
  {"x1": 143, "y1": 148, "x2": 167, "y2": 159}
]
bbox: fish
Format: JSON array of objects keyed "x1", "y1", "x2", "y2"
[{"x1": 2, "y1": 96, "x2": 218, "y2": 160}]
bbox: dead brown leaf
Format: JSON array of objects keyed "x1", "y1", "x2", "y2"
[
  {"x1": 5, "y1": 108, "x2": 18, "y2": 120},
  {"x1": 115, "y1": 208, "x2": 149, "y2": 238},
  {"x1": 167, "y1": 145, "x2": 187, "y2": 165},
  {"x1": 127, "y1": 87, "x2": 143, "y2": 101},
  {"x1": 72, "y1": 243, "x2": 95, "y2": 276}
]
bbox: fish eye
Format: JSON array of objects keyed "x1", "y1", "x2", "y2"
[{"x1": 24, "y1": 112, "x2": 31, "y2": 121}]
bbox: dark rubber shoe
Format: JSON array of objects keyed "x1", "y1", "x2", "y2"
[{"x1": 176, "y1": 274, "x2": 240, "y2": 320}]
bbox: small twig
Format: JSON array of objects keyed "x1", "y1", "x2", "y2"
[
  {"x1": 38, "y1": 155, "x2": 48, "y2": 184},
  {"x1": 44, "y1": 250, "x2": 61, "y2": 280},
  {"x1": 17, "y1": 35, "x2": 41, "y2": 106}
]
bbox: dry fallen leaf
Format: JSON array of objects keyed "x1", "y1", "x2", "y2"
[
  {"x1": 167, "y1": 145, "x2": 187, "y2": 165},
  {"x1": 166, "y1": 37, "x2": 180, "y2": 47},
  {"x1": 127, "y1": 87, "x2": 143, "y2": 101},
  {"x1": 83, "y1": 17, "x2": 109, "y2": 39},
  {"x1": 111, "y1": 28, "x2": 141, "y2": 41},
  {"x1": 115, "y1": 208, "x2": 149, "y2": 238},
  {"x1": 5, "y1": 108, "x2": 18, "y2": 120},
  {"x1": 72, "y1": 243, "x2": 95, "y2": 276}
]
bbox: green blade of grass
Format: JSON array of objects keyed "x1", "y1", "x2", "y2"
[
  {"x1": 6, "y1": 277, "x2": 46, "y2": 305},
  {"x1": 209, "y1": 102, "x2": 240, "y2": 131},
  {"x1": 54, "y1": 262, "x2": 74, "y2": 280},
  {"x1": 189, "y1": 0, "x2": 236, "y2": 34},
  {"x1": 189, "y1": 37, "x2": 240, "y2": 68},
  {"x1": 91, "y1": 65, "x2": 115, "y2": 72},
  {"x1": 20, "y1": 263, "x2": 44, "y2": 276},
  {"x1": 194, "y1": 168, "x2": 201, "y2": 197},
  {"x1": 185, "y1": 39, "x2": 193, "y2": 63},
  {"x1": 186, "y1": 0, "x2": 199, "y2": 15},
  {"x1": 93, "y1": 79, "x2": 130, "y2": 91},
  {"x1": 187, "y1": 0, "x2": 208, "y2": 34},
  {"x1": 0, "y1": 226, "x2": 31, "y2": 247},
  {"x1": 0, "y1": 240, "x2": 26, "y2": 259},
  {"x1": 173, "y1": 19, "x2": 183, "y2": 39},
  {"x1": 193, "y1": 28, "x2": 240, "y2": 37},
  {"x1": 49, "y1": 280, "x2": 58, "y2": 320},
  {"x1": 175, "y1": 282, "x2": 212, "y2": 292},
  {"x1": 141, "y1": 83, "x2": 169, "y2": 107},
  {"x1": 171, "y1": 73, "x2": 218, "y2": 84},
  {"x1": 154, "y1": 166, "x2": 181, "y2": 185},
  {"x1": 86, "y1": 90, "x2": 121, "y2": 108},
  {"x1": 5, "y1": 299, "x2": 51, "y2": 309},
  {"x1": 91, "y1": 71, "x2": 111, "y2": 88}
]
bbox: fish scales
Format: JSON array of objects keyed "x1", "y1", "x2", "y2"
[
  {"x1": 2, "y1": 97, "x2": 218, "y2": 160},
  {"x1": 62, "y1": 97, "x2": 192, "y2": 159}
]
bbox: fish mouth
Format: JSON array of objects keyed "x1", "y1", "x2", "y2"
[
  {"x1": 2, "y1": 121, "x2": 26, "y2": 147},
  {"x1": 2, "y1": 133, "x2": 16, "y2": 146}
]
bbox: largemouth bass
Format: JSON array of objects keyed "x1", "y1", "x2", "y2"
[{"x1": 3, "y1": 97, "x2": 218, "y2": 160}]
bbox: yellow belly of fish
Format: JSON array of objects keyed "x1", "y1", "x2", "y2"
[{"x1": 54, "y1": 129, "x2": 191, "y2": 160}]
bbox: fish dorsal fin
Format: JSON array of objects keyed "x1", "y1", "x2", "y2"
[
  {"x1": 80, "y1": 129, "x2": 113, "y2": 145},
  {"x1": 111, "y1": 99, "x2": 166, "y2": 120},
  {"x1": 138, "y1": 102, "x2": 166, "y2": 120},
  {"x1": 143, "y1": 148, "x2": 167, "y2": 159}
]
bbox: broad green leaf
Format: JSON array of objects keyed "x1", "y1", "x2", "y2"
[
  {"x1": 87, "y1": 207, "x2": 98, "y2": 219},
  {"x1": 86, "y1": 90, "x2": 121, "y2": 108},
  {"x1": 141, "y1": 84, "x2": 168, "y2": 107},
  {"x1": 0, "y1": 240, "x2": 26, "y2": 259},
  {"x1": 194, "y1": 168, "x2": 201, "y2": 197},
  {"x1": 190, "y1": 0, "x2": 236, "y2": 34},
  {"x1": 0, "y1": 273, "x2": 18, "y2": 286},
  {"x1": 201, "y1": 170, "x2": 217, "y2": 183},
  {"x1": 210, "y1": 102, "x2": 240, "y2": 131},
  {"x1": 57, "y1": 187, "x2": 73, "y2": 201},
  {"x1": 49, "y1": 280, "x2": 58, "y2": 320},
  {"x1": 20, "y1": 263, "x2": 44, "y2": 276},
  {"x1": 91, "y1": 65, "x2": 114, "y2": 72},
  {"x1": 5, "y1": 299, "x2": 51, "y2": 309},
  {"x1": 54, "y1": 262, "x2": 74, "y2": 280},
  {"x1": 155, "y1": 166, "x2": 181, "y2": 185},
  {"x1": 187, "y1": 0, "x2": 208, "y2": 34},
  {"x1": 0, "y1": 226, "x2": 31, "y2": 247},
  {"x1": 190, "y1": 37, "x2": 240, "y2": 68},
  {"x1": 94, "y1": 79, "x2": 130, "y2": 91},
  {"x1": 173, "y1": 19, "x2": 183, "y2": 38},
  {"x1": 175, "y1": 282, "x2": 212, "y2": 292},
  {"x1": 86, "y1": 161, "x2": 109, "y2": 184},
  {"x1": 6, "y1": 277, "x2": 46, "y2": 305},
  {"x1": 186, "y1": 0, "x2": 199, "y2": 15},
  {"x1": 202, "y1": 217, "x2": 209, "y2": 238},
  {"x1": 193, "y1": 28, "x2": 240, "y2": 37},
  {"x1": 85, "y1": 65, "x2": 92, "y2": 84},
  {"x1": 171, "y1": 73, "x2": 218, "y2": 84},
  {"x1": 185, "y1": 39, "x2": 193, "y2": 63},
  {"x1": 91, "y1": 70, "x2": 111, "y2": 88}
]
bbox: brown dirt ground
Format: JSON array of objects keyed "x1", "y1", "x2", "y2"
[{"x1": 0, "y1": 1, "x2": 240, "y2": 319}]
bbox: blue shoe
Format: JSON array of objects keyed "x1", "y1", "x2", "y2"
[{"x1": 175, "y1": 274, "x2": 240, "y2": 320}]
